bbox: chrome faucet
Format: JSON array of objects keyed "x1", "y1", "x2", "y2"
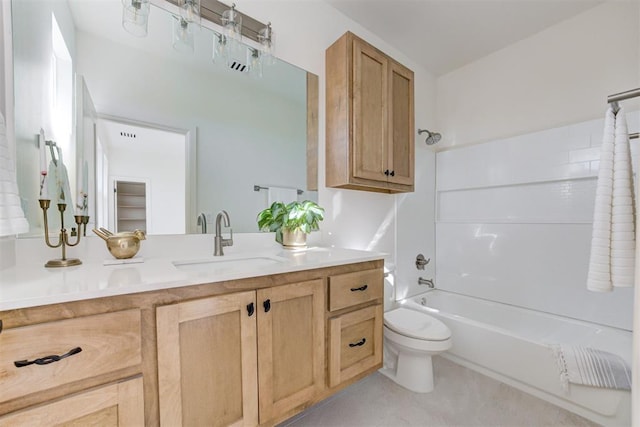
[
  {"x1": 214, "y1": 210, "x2": 233, "y2": 256},
  {"x1": 197, "y1": 213, "x2": 207, "y2": 234},
  {"x1": 418, "y1": 277, "x2": 435, "y2": 288}
]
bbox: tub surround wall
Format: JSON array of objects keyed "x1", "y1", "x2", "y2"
[{"x1": 435, "y1": 114, "x2": 639, "y2": 331}]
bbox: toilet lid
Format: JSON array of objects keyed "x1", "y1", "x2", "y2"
[{"x1": 384, "y1": 308, "x2": 451, "y2": 341}]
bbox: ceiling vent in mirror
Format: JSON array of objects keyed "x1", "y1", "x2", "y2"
[
  {"x1": 120, "y1": 131, "x2": 137, "y2": 139},
  {"x1": 229, "y1": 61, "x2": 247, "y2": 73}
]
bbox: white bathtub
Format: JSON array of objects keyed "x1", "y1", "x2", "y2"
[{"x1": 401, "y1": 290, "x2": 632, "y2": 427}]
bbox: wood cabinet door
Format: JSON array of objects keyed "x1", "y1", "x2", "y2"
[
  {"x1": 0, "y1": 377, "x2": 144, "y2": 426},
  {"x1": 387, "y1": 60, "x2": 414, "y2": 186},
  {"x1": 352, "y1": 37, "x2": 389, "y2": 183},
  {"x1": 156, "y1": 292, "x2": 258, "y2": 427},
  {"x1": 328, "y1": 305, "x2": 383, "y2": 387},
  {"x1": 256, "y1": 279, "x2": 325, "y2": 424}
]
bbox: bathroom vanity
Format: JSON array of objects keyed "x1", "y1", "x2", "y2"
[{"x1": 0, "y1": 247, "x2": 384, "y2": 426}]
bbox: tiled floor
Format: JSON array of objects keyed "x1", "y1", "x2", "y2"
[{"x1": 282, "y1": 357, "x2": 598, "y2": 427}]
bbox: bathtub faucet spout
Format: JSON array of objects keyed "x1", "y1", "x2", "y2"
[{"x1": 418, "y1": 277, "x2": 435, "y2": 288}]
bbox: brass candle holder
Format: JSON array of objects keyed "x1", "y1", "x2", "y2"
[{"x1": 40, "y1": 199, "x2": 89, "y2": 268}]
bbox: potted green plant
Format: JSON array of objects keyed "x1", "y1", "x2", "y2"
[{"x1": 257, "y1": 200, "x2": 325, "y2": 248}]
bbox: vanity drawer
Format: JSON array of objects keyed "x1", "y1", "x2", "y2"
[
  {"x1": 0, "y1": 309, "x2": 142, "y2": 404},
  {"x1": 328, "y1": 305, "x2": 383, "y2": 387},
  {"x1": 328, "y1": 268, "x2": 383, "y2": 311}
]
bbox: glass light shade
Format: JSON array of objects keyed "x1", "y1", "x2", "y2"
[
  {"x1": 172, "y1": 17, "x2": 194, "y2": 53},
  {"x1": 258, "y1": 22, "x2": 275, "y2": 66},
  {"x1": 179, "y1": 0, "x2": 200, "y2": 24},
  {"x1": 221, "y1": 4, "x2": 242, "y2": 42},
  {"x1": 212, "y1": 32, "x2": 227, "y2": 65},
  {"x1": 122, "y1": 0, "x2": 150, "y2": 37}
]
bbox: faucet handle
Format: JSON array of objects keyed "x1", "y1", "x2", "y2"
[{"x1": 223, "y1": 228, "x2": 233, "y2": 247}]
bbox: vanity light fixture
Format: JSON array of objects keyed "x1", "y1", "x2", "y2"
[
  {"x1": 173, "y1": 16, "x2": 195, "y2": 53},
  {"x1": 121, "y1": 0, "x2": 150, "y2": 37},
  {"x1": 179, "y1": 0, "x2": 201, "y2": 24},
  {"x1": 221, "y1": 3, "x2": 242, "y2": 42}
]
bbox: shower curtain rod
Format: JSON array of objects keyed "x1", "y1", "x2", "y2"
[{"x1": 607, "y1": 87, "x2": 640, "y2": 140}]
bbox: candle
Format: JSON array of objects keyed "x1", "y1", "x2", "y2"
[
  {"x1": 83, "y1": 161, "x2": 88, "y2": 214},
  {"x1": 77, "y1": 161, "x2": 88, "y2": 214},
  {"x1": 39, "y1": 129, "x2": 47, "y2": 174},
  {"x1": 40, "y1": 171, "x2": 49, "y2": 200}
]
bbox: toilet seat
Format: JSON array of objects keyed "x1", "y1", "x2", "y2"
[{"x1": 384, "y1": 308, "x2": 451, "y2": 341}]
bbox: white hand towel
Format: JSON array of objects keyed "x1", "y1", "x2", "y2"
[
  {"x1": 611, "y1": 107, "x2": 635, "y2": 288},
  {"x1": 267, "y1": 186, "x2": 298, "y2": 206},
  {"x1": 587, "y1": 107, "x2": 615, "y2": 292}
]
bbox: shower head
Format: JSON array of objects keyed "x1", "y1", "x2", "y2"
[{"x1": 418, "y1": 129, "x2": 441, "y2": 145}]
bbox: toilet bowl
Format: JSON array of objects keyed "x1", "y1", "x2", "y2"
[{"x1": 381, "y1": 307, "x2": 452, "y2": 393}]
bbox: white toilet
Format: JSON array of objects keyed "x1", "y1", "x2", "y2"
[{"x1": 380, "y1": 276, "x2": 452, "y2": 393}]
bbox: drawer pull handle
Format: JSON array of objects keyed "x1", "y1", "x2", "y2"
[
  {"x1": 14, "y1": 347, "x2": 82, "y2": 368},
  {"x1": 349, "y1": 338, "x2": 366, "y2": 348},
  {"x1": 263, "y1": 299, "x2": 271, "y2": 313},
  {"x1": 350, "y1": 284, "x2": 368, "y2": 292},
  {"x1": 247, "y1": 302, "x2": 255, "y2": 317}
]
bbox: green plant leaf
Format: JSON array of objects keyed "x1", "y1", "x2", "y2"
[{"x1": 256, "y1": 199, "x2": 324, "y2": 242}]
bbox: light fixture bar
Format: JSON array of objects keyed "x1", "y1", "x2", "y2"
[{"x1": 167, "y1": 0, "x2": 267, "y2": 42}]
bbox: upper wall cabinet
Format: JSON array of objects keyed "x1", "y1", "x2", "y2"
[{"x1": 326, "y1": 32, "x2": 415, "y2": 194}]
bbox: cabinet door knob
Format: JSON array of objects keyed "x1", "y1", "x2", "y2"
[
  {"x1": 390, "y1": 170, "x2": 395, "y2": 177},
  {"x1": 384, "y1": 169, "x2": 390, "y2": 176},
  {"x1": 350, "y1": 284, "x2": 368, "y2": 292},
  {"x1": 263, "y1": 299, "x2": 271, "y2": 313},
  {"x1": 14, "y1": 347, "x2": 82, "y2": 368},
  {"x1": 247, "y1": 302, "x2": 255, "y2": 317},
  {"x1": 349, "y1": 338, "x2": 366, "y2": 348}
]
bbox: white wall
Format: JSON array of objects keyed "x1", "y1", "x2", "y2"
[
  {"x1": 436, "y1": 2, "x2": 640, "y2": 150},
  {"x1": 238, "y1": 1, "x2": 438, "y2": 294},
  {"x1": 99, "y1": 119, "x2": 186, "y2": 235},
  {"x1": 12, "y1": 0, "x2": 77, "y2": 234},
  {"x1": 0, "y1": 4, "x2": 5, "y2": 119}
]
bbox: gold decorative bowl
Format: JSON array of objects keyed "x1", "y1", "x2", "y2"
[{"x1": 93, "y1": 228, "x2": 146, "y2": 259}]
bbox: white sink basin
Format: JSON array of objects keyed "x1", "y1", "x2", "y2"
[{"x1": 172, "y1": 255, "x2": 286, "y2": 274}]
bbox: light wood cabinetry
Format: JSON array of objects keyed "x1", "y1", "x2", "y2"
[
  {"x1": 156, "y1": 279, "x2": 325, "y2": 426},
  {"x1": 257, "y1": 280, "x2": 324, "y2": 423},
  {"x1": 0, "y1": 309, "x2": 143, "y2": 426},
  {"x1": 0, "y1": 259, "x2": 383, "y2": 427},
  {"x1": 0, "y1": 309, "x2": 142, "y2": 406},
  {"x1": 0, "y1": 377, "x2": 144, "y2": 427},
  {"x1": 326, "y1": 31, "x2": 415, "y2": 193},
  {"x1": 327, "y1": 269, "x2": 384, "y2": 388},
  {"x1": 156, "y1": 291, "x2": 258, "y2": 427}
]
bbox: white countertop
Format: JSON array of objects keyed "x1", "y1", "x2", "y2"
[{"x1": 0, "y1": 239, "x2": 385, "y2": 311}]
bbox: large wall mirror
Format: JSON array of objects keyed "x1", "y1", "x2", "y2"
[{"x1": 13, "y1": 0, "x2": 318, "y2": 236}]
